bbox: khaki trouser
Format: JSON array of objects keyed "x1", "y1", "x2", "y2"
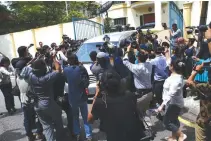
[{"x1": 195, "y1": 125, "x2": 208, "y2": 141}]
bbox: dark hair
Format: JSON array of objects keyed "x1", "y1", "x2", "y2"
[
  {"x1": 188, "y1": 38, "x2": 195, "y2": 46},
  {"x1": 100, "y1": 69, "x2": 121, "y2": 95},
  {"x1": 172, "y1": 23, "x2": 177, "y2": 28},
  {"x1": 137, "y1": 51, "x2": 148, "y2": 62},
  {"x1": 171, "y1": 58, "x2": 185, "y2": 75},
  {"x1": 31, "y1": 59, "x2": 47, "y2": 77},
  {"x1": 209, "y1": 21, "x2": 211, "y2": 28},
  {"x1": 174, "y1": 47, "x2": 184, "y2": 58},
  {"x1": 89, "y1": 51, "x2": 97, "y2": 62},
  {"x1": 0, "y1": 57, "x2": 10, "y2": 66},
  {"x1": 67, "y1": 53, "x2": 79, "y2": 65},
  {"x1": 59, "y1": 44, "x2": 66, "y2": 50},
  {"x1": 18, "y1": 46, "x2": 27, "y2": 57},
  {"x1": 162, "y1": 42, "x2": 170, "y2": 48},
  {"x1": 155, "y1": 47, "x2": 163, "y2": 54}
]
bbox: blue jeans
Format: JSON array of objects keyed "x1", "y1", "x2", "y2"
[
  {"x1": 163, "y1": 104, "x2": 181, "y2": 133},
  {"x1": 22, "y1": 103, "x2": 43, "y2": 137},
  {"x1": 72, "y1": 102, "x2": 92, "y2": 138}
]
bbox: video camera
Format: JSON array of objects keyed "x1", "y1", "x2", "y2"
[{"x1": 186, "y1": 25, "x2": 208, "y2": 35}]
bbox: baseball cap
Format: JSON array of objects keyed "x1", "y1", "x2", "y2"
[{"x1": 97, "y1": 52, "x2": 108, "y2": 59}]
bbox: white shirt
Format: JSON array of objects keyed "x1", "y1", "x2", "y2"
[
  {"x1": 0, "y1": 66, "x2": 14, "y2": 84},
  {"x1": 123, "y1": 54, "x2": 152, "y2": 89},
  {"x1": 162, "y1": 73, "x2": 184, "y2": 108},
  {"x1": 56, "y1": 51, "x2": 67, "y2": 66}
]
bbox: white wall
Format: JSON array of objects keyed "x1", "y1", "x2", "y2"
[
  {"x1": 206, "y1": 1, "x2": 211, "y2": 24},
  {"x1": 0, "y1": 34, "x2": 15, "y2": 59},
  {"x1": 63, "y1": 22, "x2": 75, "y2": 40},
  {"x1": 35, "y1": 25, "x2": 61, "y2": 47},
  {"x1": 13, "y1": 30, "x2": 36, "y2": 57},
  {"x1": 191, "y1": 1, "x2": 201, "y2": 26}
]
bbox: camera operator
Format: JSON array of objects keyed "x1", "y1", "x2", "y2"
[
  {"x1": 88, "y1": 69, "x2": 145, "y2": 141},
  {"x1": 150, "y1": 47, "x2": 168, "y2": 105},
  {"x1": 169, "y1": 23, "x2": 182, "y2": 50},
  {"x1": 187, "y1": 63, "x2": 211, "y2": 141},
  {"x1": 123, "y1": 44, "x2": 153, "y2": 115},
  {"x1": 56, "y1": 44, "x2": 68, "y2": 68}
]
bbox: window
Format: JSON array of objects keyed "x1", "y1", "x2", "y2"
[
  {"x1": 112, "y1": 1, "x2": 125, "y2": 5},
  {"x1": 143, "y1": 13, "x2": 155, "y2": 24},
  {"x1": 140, "y1": 15, "x2": 144, "y2": 26},
  {"x1": 113, "y1": 18, "x2": 126, "y2": 25}
]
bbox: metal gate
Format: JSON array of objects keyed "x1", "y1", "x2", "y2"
[
  {"x1": 169, "y1": 1, "x2": 183, "y2": 35},
  {"x1": 72, "y1": 17, "x2": 104, "y2": 40}
]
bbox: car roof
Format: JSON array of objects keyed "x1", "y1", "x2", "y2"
[{"x1": 84, "y1": 30, "x2": 136, "y2": 43}]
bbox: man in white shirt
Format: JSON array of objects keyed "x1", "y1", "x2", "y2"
[{"x1": 56, "y1": 44, "x2": 68, "y2": 67}]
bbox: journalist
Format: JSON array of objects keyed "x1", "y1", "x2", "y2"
[
  {"x1": 20, "y1": 57, "x2": 65, "y2": 141},
  {"x1": 12, "y1": 46, "x2": 44, "y2": 141},
  {"x1": 63, "y1": 53, "x2": 92, "y2": 141},
  {"x1": 170, "y1": 23, "x2": 182, "y2": 49},
  {"x1": 150, "y1": 47, "x2": 168, "y2": 105},
  {"x1": 187, "y1": 63, "x2": 211, "y2": 141},
  {"x1": 123, "y1": 44, "x2": 153, "y2": 115},
  {"x1": 88, "y1": 69, "x2": 144, "y2": 141},
  {"x1": 56, "y1": 44, "x2": 68, "y2": 67}
]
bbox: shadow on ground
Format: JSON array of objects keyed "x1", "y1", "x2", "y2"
[{"x1": 0, "y1": 129, "x2": 25, "y2": 141}]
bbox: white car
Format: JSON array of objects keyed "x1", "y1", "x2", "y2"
[{"x1": 64, "y1": 30, "x2": 136, "y2": 101}]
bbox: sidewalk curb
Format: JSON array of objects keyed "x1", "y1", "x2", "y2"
[{"x1": 178, "y1": 116, "x2": 196, "y2": 128}]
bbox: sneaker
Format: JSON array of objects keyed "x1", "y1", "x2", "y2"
[
  {"x1": 35, "y1": 133, "x2": 45, "y2": 140},
  {"x1": 86, "y1": 136, "x2": 92, "y2": 141}
]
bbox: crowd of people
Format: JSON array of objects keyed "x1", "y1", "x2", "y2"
[{"x1": 0, "y1": 23, "x2": 210, "y2": 141}]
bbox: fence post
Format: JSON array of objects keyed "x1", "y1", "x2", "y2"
[
  {"x1": 59, "y1": 24, "x2": 64, "y2": 44},
  {"x1": 31, "y1": 29, "x2": 37, "y2": 54},
  {"x1": 72, "y1": 18, "x2": 77, "y2": 40},
  {"x1": 10, "y1": 33, "x2": 17, "y2": 58}
]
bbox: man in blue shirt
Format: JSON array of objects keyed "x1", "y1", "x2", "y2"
[
  {"x1": 63, "y1": 53, "x2": 92, "y2": 141},
  {"x1": 150, "y1": 47, "x2": 168, "y2": 105},
  {"x1": 170, "y1": 23, "x2": 182, "y2": 50}
]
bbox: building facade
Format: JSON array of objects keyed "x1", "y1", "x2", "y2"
[{"x1": 103, "y1": 1, "x2": 184, "y2": 30}]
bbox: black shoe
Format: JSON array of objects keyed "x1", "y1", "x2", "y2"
[
  {"x1": 8, "y1": 110, "x2": 14, "y2": 115},
  {"x1": 72, "y1": 134, "x2": 80, "y2": 141},
  {"x1": 11, "y1": 108, "x2": 17, "y2": 113}
]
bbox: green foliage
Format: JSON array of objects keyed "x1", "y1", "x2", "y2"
[
  {"x1": 0, "y1": 1, "x2": 99, "y2": 35},
  {"x1": 104, "y1": 17, "x2": 112, "y2": 33}
]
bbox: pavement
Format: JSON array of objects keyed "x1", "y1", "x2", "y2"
[{"x1": 0, "y1": 90, "x2": 197, "y2": 141}]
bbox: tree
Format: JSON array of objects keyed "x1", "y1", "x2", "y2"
[
  {"x1": 0, "y1": 1, "x2": 99, "y2": 35},
  {"x1": 104, "y1": 17, "x2": 112, "y2": 33}
]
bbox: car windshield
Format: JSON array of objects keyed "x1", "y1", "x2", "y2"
[{"x1": 76, "y1": 42, "x2": 118, "y2": 63}]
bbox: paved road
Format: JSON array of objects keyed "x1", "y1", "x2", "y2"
[{"x1": 0, "y1": 91, "x2": 195, "y2": 141}]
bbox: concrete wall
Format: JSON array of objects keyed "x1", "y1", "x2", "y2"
[
  {"x1": 190, "y1": 1, "x2": 201, "y2": 26},
  {"x1": 0, "y1": 17, "x2": 102, "y2": 59}
]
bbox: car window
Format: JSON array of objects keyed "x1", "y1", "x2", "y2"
[{"x1": 76, "y1": 42, "x2": 118, "y2": 63}]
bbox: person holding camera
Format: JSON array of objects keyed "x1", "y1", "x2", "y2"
[
  {"x1": 187, "y1": 63, "x2": 211, "y2": 141},
  {"x1": 88, "y1": 69, "x2": 145, "y2": 141},
  {"x1": 123, "y1": 44, "x2": 153, "y2": 116},
  {"x1": 13, "y1": 46, "x2": 45, "y2": 141},
  {"x1": 20, "y1": 54, "x2": 65, "y2": 141},
  {"x1": 56, "y1": 44, "x2": 68, "y2": 68},
  {"x1": 170, "y1": 23, "x2": 182, "y2": 50},
  {"x1": 156, "y1": 58, "x2": 187, "y2": 141}
]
